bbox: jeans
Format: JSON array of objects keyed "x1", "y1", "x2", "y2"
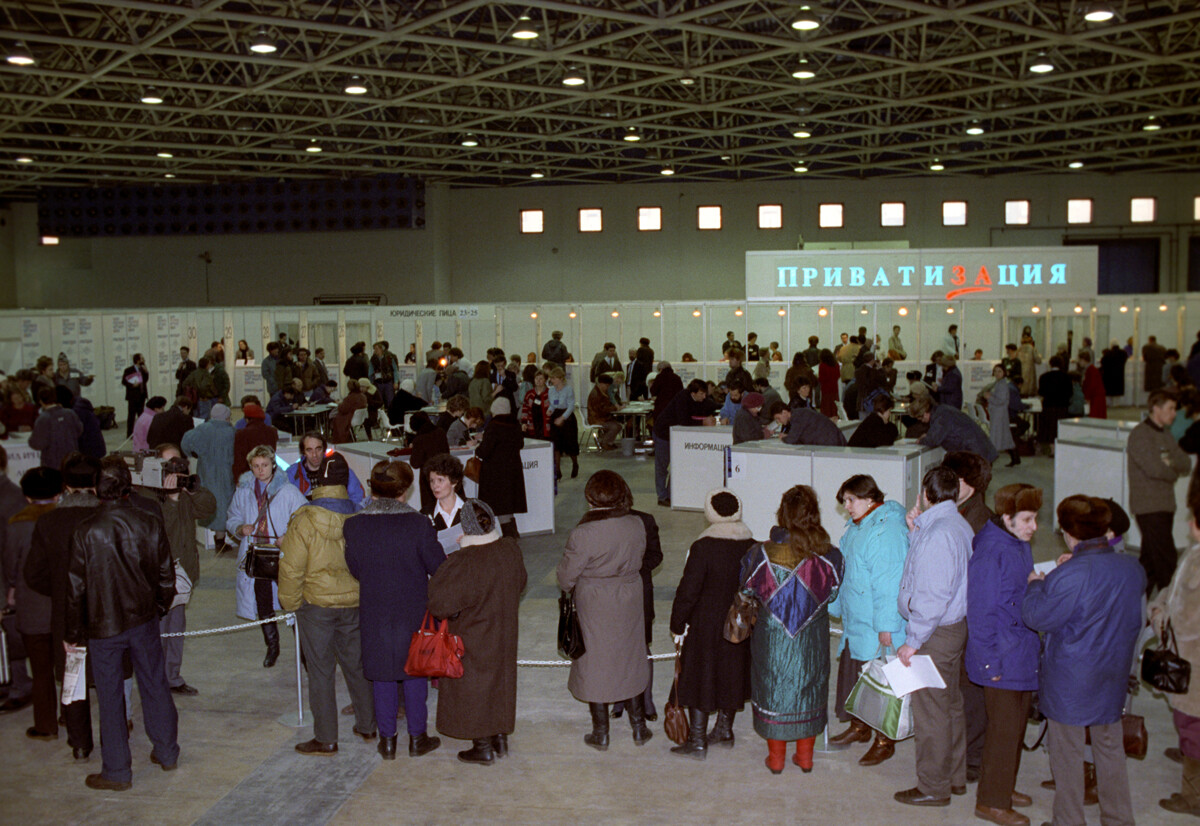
[
  {"x1": 376, "y1": 380, "x2": 395, "y2": 407},
  {"x1": 90, "y1": 618, "x2": 179, "y2": 783},
  {"x1": 194, "y1": 398, "x2": 213, "y2": 420},
  {"x1": 652, "y1": 433, "x2": 670, "y2": 501}
]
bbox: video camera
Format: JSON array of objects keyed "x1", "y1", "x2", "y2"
[{"x1": 120, "y1": 450, "x2": 198, "y2": 491}]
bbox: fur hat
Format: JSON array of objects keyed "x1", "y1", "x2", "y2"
[
  {"x1": 491, "y1": 397, "x2": 512, "y2": 416},
  {"x1": 317, "y1": 452, "x2": 350, "y2": 487},
  {"x1": 993, "y1": 483, "x2": 1043, "y2": 517},
  {"x1": 705, "y1": 489, "x2": 743, "y2": 523},
  {"x1": 1057, "y1": 495, "x2": 1111, "y2": 541}
]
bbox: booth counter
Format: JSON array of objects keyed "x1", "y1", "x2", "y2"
[
  {"x1": 1057, "y1": 417, "x2": 1139, "y2": 442},
  {"x1": 725, "y1": 442, "x2": 945, "y2": 544},
  {"x1": 669, "y1": 426, "x2": 733, "y2": 510},
  {"x1": 4, "y1": 434, "x2": 40, "y2": 483}
]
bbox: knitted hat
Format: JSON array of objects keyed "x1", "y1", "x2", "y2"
[
  {"x1": 317, "y1": 452, "x2": 350, "y2": 487},
  {"x1": 704, "y1": 489, "x2": 743, "y2": 524},
  {"x1": 461, "y1": 498, "x2": 497, "y2": 535},
  {"x1": 491, "y1": 397, "x2": 512, "y2": 416},
  {"x1": 741, "y1": 392, "x2": 765, "y2": 410},
  {"x1": 210, "y1": 403, "x2": 231, "y2": 422},
  {"x1": 242, "y1": 403, "x2": 266, "y2": 420}
]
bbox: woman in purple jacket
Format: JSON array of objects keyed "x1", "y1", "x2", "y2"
[{"x1": 966, "y1": 483, "x2": 1043, "y2": 826}]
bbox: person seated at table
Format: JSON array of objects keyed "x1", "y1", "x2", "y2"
[
  {"x1": 329, "y1": 379, "x2": 368, "y2": 443},
  {"x1": 388, "y1": 379, "x2": 425, "y2": 425},
  {"x1": 755, "y1": 377, "x2": 783, "y2": 425},
  {"x1": 732, "y1": 392, "x2": 766, "y2": 445},
  {"x1": 0, "y1": 383, "x2": 39, "y2": 435},
  {"x1": 447, "y1": 407, "x2": 483, "y2": 448},
  {"x1": 307, "y1": 380, "x2": 338, "y2": 405},
  {"x1": 267, "y1": 384, "x2": 302, "y2": 434},
  {"x1": 235, "y1": 394, "x2": 273, "y2": 429},
  {"x1": 847, "y1": 394, "x2": 899, "y2": 448},
  {"x1": 425, "y1": 452, "x2": 466, "y2": 528},
  {"x1": 587, "y1": 375, "x2": 623, "y2": 450},
  {"x1": 286, "y1": 430, "x2": 366, "y2": 507},
  {"x1": 719, "y1": 380, "x2": 748, "y2": 423},
  {"x1": 770, "y1": 401, "x2": 847, "y2": 447}
]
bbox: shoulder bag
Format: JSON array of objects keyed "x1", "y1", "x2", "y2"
[
  {"x1": 405, "y1": 611, "x2": 465, "y2": 678},
  {"x1": 242, "y1": 496, "x2": 283, "y2": 582},
  {"x1": 722, "y1": 591, "x2": 758, "y2": 643},
  {"x1": 1142, "y1": 618, "x2": 1191, "y2": 694},
  {"x1": 663, "y1": 641, "x2": 688, "y2": 745},
  {"x1": 557, "y1": 589, "x2": 586, "y2": 660},
  {"x1": 464, "y1": 456, "x2": 482, "y2": 483}
]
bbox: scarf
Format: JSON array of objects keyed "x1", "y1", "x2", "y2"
[
  {"x1": 252, "y1": 478, "x2": 274, "y2": 540},
  {"x1": 852, "y1": 500, "x2": 884, "y2": 525}
]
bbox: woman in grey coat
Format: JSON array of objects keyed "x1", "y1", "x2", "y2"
[
  {"x1": 556, "y1": 470, "x2": 651, "y2": 751},
  {"x1": 984, "y1": 363, "x2": 1018, "y2": 467}
]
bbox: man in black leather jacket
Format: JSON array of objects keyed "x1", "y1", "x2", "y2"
[{"x1": 65, "y1": 458, "x2": 179, "y2": 792}]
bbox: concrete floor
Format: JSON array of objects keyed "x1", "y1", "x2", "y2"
[{"x1": 1, "y1": 412, "x2": 1188, "y2": 825}]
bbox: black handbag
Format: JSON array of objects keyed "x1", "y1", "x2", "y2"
[
  {"x1": 244, "y1": 543, "x2": 282, "y2": 581},
  {"x1": 557, "y1": 590, "x2": 586, "y2": 660},
  {"x1": 1143, "y1": 618, "x2": 1191, "y2": 694}
]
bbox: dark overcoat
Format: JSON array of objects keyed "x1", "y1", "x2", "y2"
[
  {"x1": 669, "y1": 535, "x2": 755, "y2": 711},
  {"x1": 427, "y1": 535, "x2": 527, "y2": 739},
  {"x1": 476, "y1": 414, "x2": 527, "y2": 517}
]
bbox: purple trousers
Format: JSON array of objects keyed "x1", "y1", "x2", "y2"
[
  {"x1": 1175, "y1": 709, "x2": 1200, "y2": 760},
  {"x1": 372, "y1": 678, "x2": 429, "y2": 738}
]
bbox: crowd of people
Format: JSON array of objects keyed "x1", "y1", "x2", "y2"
[{"x1": 3, "y1": 325, "x2": 1200, "y2": 826}]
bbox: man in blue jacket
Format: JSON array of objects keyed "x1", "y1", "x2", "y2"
[
  {"x1": 287, "y1": 431, "x2": 365, "y2": 508},
  {"x1": 1022, "y1": 495, "x2": 1144, "y2": 826}
]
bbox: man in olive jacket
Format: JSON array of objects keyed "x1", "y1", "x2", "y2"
[
  {"x1": 1128, "y1": 388, "x2": 1192, "y2": 593},
  {"x1": 279, "y1": 452, "x2": 376, "y2": 755}
]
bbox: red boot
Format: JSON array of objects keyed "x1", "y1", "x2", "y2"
[
  {"x1": 765, "y1": 739, "x2": 786, "y2": 774},
  {"x1": 793, "y1": 737, "x2": 815, "y2": 772}
]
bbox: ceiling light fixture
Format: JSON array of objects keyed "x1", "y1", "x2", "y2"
[
  {"x1": 156, "y1": 151, "x2": 173, "y2": 158},
  {"x1": 530, "y1": 312, "x2": 538, "y2": 319},
  {"x1": 461, "y1": 133, "x2": 479, "y2": 147},
  {"x1": 734, "y1": 308, "x2": 743, "y2": 317},
  {"x1": 778, "y1": 307, "x2": 787, "y2": 316},
  {"x1": 818, "y1": 307, "x2": 828, "y2": 317},
  {"x1": 15, "y1": 155, "x2": 33, "y2": 164},
  {"x1": 1143, "y1": 116, "x2": 1163, "y2": 132},
  {"x1": 612, "y1": 311, "x2": 620, "y2": 318},
  {"x1": 5, "y1": 42, "x2": 34, "y2": 66},
  {"x1": 561, "y1": 66, "x2": 586, "y2": 87},
  {"x1": 623, "y1": 127, "x2": 641, "y2": 142},
  {"x1": 140, "y1": 87, "x2": 164, "y2": 104},
  {"x1": 860, "y1": 305, "x2": 869, "y2": 315},
  {"x1": 791, "y1": 59, "x2": 816, "y2": 79},
  {"x1": 930, "y1": 159, "x2": 944, "y2": 171},
  {"x1": 1074, "y1": 304, "x2": 1083, "y2": 314},
  {"x1": 1083, "y1": 2, "x2": 1115, "y2": 22},
  {"x1": 598, "y1": 103, "x2": 617, "y2": 119},
  {"x1": 1029, "y1": 52, "x2": 1055, "y2": 74},
  {"x1": 344, "y1": 76, "x2": 368, "y2": 95},
  {"x1": 660, "y1": 165, "x2": 675, "y2": 176},
  {"x1": 530, "y1": 170, "x2": 545, "y2": 179},
  {"x1": 653, "y1": 310, "x2": 661, "y2": 317},
  {"x1": 793, "y1": 124, "x2": 812, "y2": 139},
  {"x1": 793, "y1": 163, "x2": 808, "y2": 174},
  {"x1": 40, "y1": 236, "x2": 59, "y2": 245},
  {"x1": 249, "y1": 29, "x2": 277, "y2": 54},
  {"x1": 305, "y1": 140, "x2": 322, "y2": 153},
  {"x1": 965, "y1": 120, "x2": 984, "y2": 136},
  {"x1": 898, "y1": 307, "x2": 908, "y2": 316},
  {"x1": 692, "y1": 309, "x2": 702, "y2": 317},
  {"x1": 946, "y1": 306, "x2": 955, "y2": 314},
  {"x1": 679, "y1": 72, "x2": 696, "y2": 86},
  {"x1": 568, "y1": 310, "x2": 577, "y2": 319},
  {"x1": 1031, "y1": 305, "x2": 1041, "y2": 314},
  {"x1": 988, "y1": 305, "x2": 996, "y2": 314},
  {"x1": 1069, "y1": 160, "x2": 1084, "y2": 169},
  {"x1": 511, "y1": 14, "x2": 538, "y2": 39},
  {"x1": 164, "y1": 173, "x2": 176, "y2": 178},
  {"x1": 1119, "y1": 304, "x2": 1128, "y2": 313},
  {"x1": 790, "y1": 7, "x2": 820, "y2": 30},
  {"x1": 1160, "y1": 303, "x2": 1169, "y2": 312}
]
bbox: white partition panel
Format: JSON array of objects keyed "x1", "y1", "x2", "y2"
[{"x1": 669, "y1": 425, "x2": 733, "y2": 510}]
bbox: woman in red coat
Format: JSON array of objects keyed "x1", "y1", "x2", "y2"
[
  {"x1": 519, "y1": 369, "x2": 552, "y2": 440},
  {"x1": 818, "y1": 349, "x2": 840, "y2": 418},
  {"x1": 1080, "y1": 352, "x2": 1107, "y2": 419}
]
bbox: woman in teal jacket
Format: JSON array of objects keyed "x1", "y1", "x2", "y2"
[{"x1": 827, "y1": 474, "x2": 909, "y2": 766}]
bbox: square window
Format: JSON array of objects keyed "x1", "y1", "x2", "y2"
[
  {"x1": 578, "y1": 208, "x2": 602, "y2": 232},
  {"x1": 943, "y1": 201, "x2": 968, "y2": 226},
  {"x1": 1131, "y1": 197, "x2": 1156, "y2": 223},
  {"x1": 758, "y1": 204, "x2": 783, "y2": 229},
  {"x1": 697, "y1": 205, "x2": 722, "y2": 230},
  {"x1": 638, "y1": 206, "x2": 662, "y2": 231},
  {"x1": 1067, "y1": 198, "x2": 1093, "y2": 224},
  {"x1": 819, "y1": 203, "x2": 843, "y2": 228},
  {"x1": 519, "y1": 209, "x2": 543, "y2": 234},
  {"x1": 880, "y1": 202, "x2": 905, "y2": 227},
  {"x1": 1005, "y1": 200, "x2": 1030, "y2": 225}
]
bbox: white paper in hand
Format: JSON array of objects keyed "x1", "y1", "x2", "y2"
[
  {"x1": 882, "y1": 654, "x2": 947, "y2": 697},
  {"x1": 437, "y1": 524, "x2": 464, "y2": 554},
  {"x1": 61, "y1": 648, "x2": 88, "y2": 704},
  {"x1": 1033, "y1": 560, "x2": 1057, "y2": 576}
]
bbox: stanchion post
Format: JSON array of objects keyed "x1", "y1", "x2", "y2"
[{"x1": 294, "y1": 620, "x2": 304, "y2": 725}]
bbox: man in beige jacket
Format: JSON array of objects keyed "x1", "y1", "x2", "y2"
[{"x1": 279, "y1": 452, "x2": 376, "y2": 754}]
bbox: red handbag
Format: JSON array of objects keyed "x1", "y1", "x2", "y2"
[{"x1": 405, "y1": 611, "x2": 465, "y2": 679}]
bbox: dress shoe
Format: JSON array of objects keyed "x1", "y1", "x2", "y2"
[
  {"x1": 150, "y1": 752, "x2": 177, "y2": 771},
  {"x1": 645, "y1": 711, "x2": 658, "y2": 722},
  {"x1": 490, "y1": 733, "x2": 508, "y2": 758},
  {"x1": 409, "y1": 733, "x2": 440, "y2": 757},
  {"x1": 72, "y1": 747, "x2": 92, "y2": 761},
  {"x1": 967, "y1": 765, "x2": 982, "y2": 783},
  {"x1": 457, "y1": 738, "x2": 495, "y2": 765},
  {"x1": 85, "y1": 774, "x2": 131, "y2": 791},
  {"x1": 953, "y1": 786, "x2": 967, "y2": 796},
  {"x1": 858, "y1": 735, "x2": 895, "y2": 766},
  {"x1": 894, "y1": 787, "x2": 950, "y2": 807},
  {"x1": 570, "y1": 460, "x2": 579, "y2": 479},
  {"x1": 378, "y1": 735, "x2": 397, "y2": 760},
  {"x1": 657, "y1": 499, "x2": 671, "y2": 507},
  {"x1": 1160, "y1": 793, "x2": 1200, "y2": 816},
  {"x1": 26, "y1": 727, "x2": 58, "y2": 741},
  {"x1": 352, "y1": 727, "x2": 377, "y2": 742},
  {"x1": 341, "y1": 703, "x2": 355, "y2": 715},
  {"x1": 974, "y1": 805, "x2": 1030, "y2": 826},
  {"x1": 0, "y1": 696, "x2": 31, "y2": 714},
  {"x1": 829, "y1": 719, "x2": 872, "y2": 748},
  {"x1": 1167, "y1": 747, "x2": 1185, "y2": 764},
  {"x1": 169, "y1": 684, "x2": 199, "y2": 696},
  {"x1": 1011, "y1": 791, "x2": 1032, "y2": 808},
  {"x1": 295, "y1": 738, "x2": 338, "y2": 756}
]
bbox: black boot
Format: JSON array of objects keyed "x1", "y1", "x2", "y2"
[
  {"x1": 570, "y1": 456, "x2": 579, "y2": 478},
  {"x1": 377, "y1": 735, "x2": 397, "y2": 760},
  {"x1": 670, "y1": 708, "x2": 709, "y2": 760},
  {"x1": 457, "y1": 738, "x2": 495, "y2": 765},
  {"x1": 490, "y1": 733, "x2": 509, "y2": 758},
  {"x1": 584, "y1": 703, "x2": 609, "y2": 751},
  {"x1": 627, "y1": 695, "x2": 653, "y2": 746},
  {"x1": 708, "y1": 709, "x2": 737, "y2": 748},
  {"x1": 408, "y1": 732, "x2": 440, "y2": 757},
  {"x1": 261, "y1": 621, "x2": 280, "y2": 668},
  {"x1": 1007, "y1": 449, "x2": 1021, "y2": 467}
]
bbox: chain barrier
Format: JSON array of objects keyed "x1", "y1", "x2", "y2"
[{"x1": 159, "y1": 614, "x2": 294, "y2": 638}]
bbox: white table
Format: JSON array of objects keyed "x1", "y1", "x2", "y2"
[
  {"x1": 1057, "y1": 417, "x2": 1138, "y2": 443},
  {"x1": 669, "y1": 425, "x2": 732, "y2": 510},
  {"x1": 339, "y1": 438, "x2": 556, "y2": 535},
  {"x1": 4, "y1": 435, "x2": 40, "y2": 482}
]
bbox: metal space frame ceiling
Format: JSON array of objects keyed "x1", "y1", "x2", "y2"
[{"x1": 1, "y1": 0, "x2": 1198, "y2": 198}]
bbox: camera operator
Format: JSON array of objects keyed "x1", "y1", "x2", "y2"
[{"x1": 139, "y1": 444, "x2": 216, "y2": 697}]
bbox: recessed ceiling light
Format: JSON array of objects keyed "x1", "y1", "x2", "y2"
[
  {"x1": 965, "y1": 120, "x2": 985, "y2": 136},
  {"x1": 157, "y1": 151, "x2": 173, "y2": 158},
  {"x1": 623, "y1": 127, "x2": 641, "y2": 142},
  {"x1": 790, "y1": 7, "x2": 820, "y2": 30},
  {"x1": 461, "y1": 133, "x2": 479, "y2": 147},
  {"x1": 511, "y1": 14, "x2": 538, "y2": 40},
  {"x1": 249, "y1": 29, "x2": 277, "y2": 54},
  {"x1": 793, "y1": 124, "x2": 812, "y2": 139},
  {"x1": 793, "y1": 163, "x2": 808, "y2": 173},
  {"x1": 140, "y1": 87, "x2": 164, "y2": 104},
  {"x1": 344, "y1": 76, "x2": 368, "y2": 95},
  {"x1": 660, "y1": 165, "x2": 675, "y2": 176},
  {"x1": 791, "y1": 59, "x2": 816, "y2": 79},
  {"x1": 6, "y1": 42, "x2": 34, "y2": 66},
  {"x1": 40, "y1": 235, "x2": 59, "y2": 245},
  {"x1": 15, "y1": 155, "x2": 33, "y2": 164},
  {"x1": 1143, "y1": 116, "x2": 1162, "y2": 132},
  {"x1": 305, "y1": 140, "x2": 322, "y2": 153},
  {"x1": 679, "y1": 73, "x2": 696, "y2": 86},
  {"x1": 164, "y1": 173, "x2": 176, "y2": 178},
  {"x1": 530, "y1": 170, "x2": 545, "y2": 179},
  {"x1": 930, "y1": 159, "x2": 945, "y2": 171},
  {"x1": 1084, "y1": 2, "x2": 1115, "y2": 22},
  {"x1": 1029, "y1": 52, "x2": 1055, "y2": 74},
  {"x1": 561, "y1": 66, "x2": 586, "y2": 87},
  {"x1": 1069, "y1": 160, "x2": 1084, "y2": 169}
]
